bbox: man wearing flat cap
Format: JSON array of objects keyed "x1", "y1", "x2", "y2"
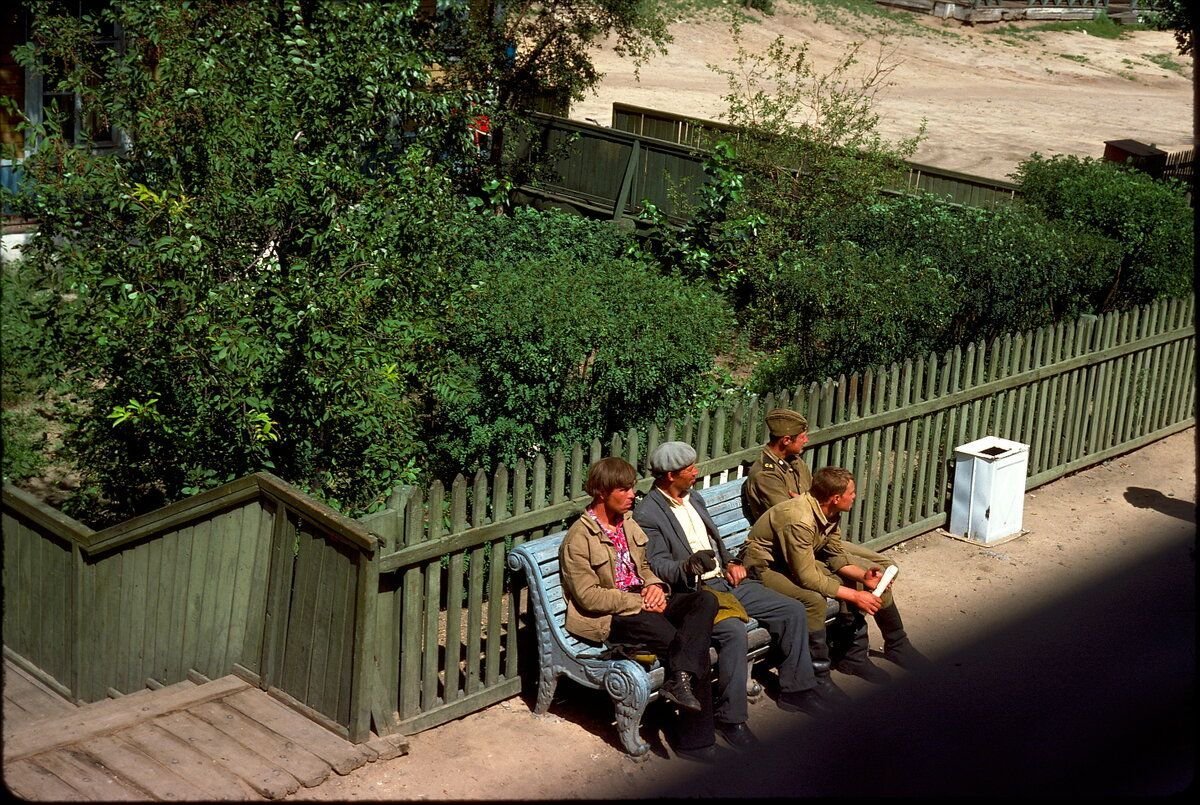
[
  {"x1": 741, "y1": 409, "x2": 930, "y2": 683},
  {"x1": 634, "y1": 441, "x2": 838, "y2": 751}
]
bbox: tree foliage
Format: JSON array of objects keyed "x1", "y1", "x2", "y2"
[
  {"x1": 439, "y1": 0, "x2": 672, "y2": 113},
  {"x1": 1014, "y1": 154, "x2": 1193, "y2": 310},
  {"x1": 8, "y1": 0, "x2": 482, "y2": 522},
  {"x1": 431, "y1": 230, "x2": 733, "y2": 473},
  {"x1": 1145, "y1": 0, "x2": 1196, "y2": 56}
]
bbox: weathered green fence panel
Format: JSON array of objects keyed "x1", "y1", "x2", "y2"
[
  {"x1": 2, "y1": 506, "x2": 76, "y2": 698},
  {"x1": 609, "y1": 102, "x2": 1020, "y2": 207}
]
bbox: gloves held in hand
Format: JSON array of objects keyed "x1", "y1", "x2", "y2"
[{"x1": 683, "y1": 549, "x2": 717, "y2": 576}]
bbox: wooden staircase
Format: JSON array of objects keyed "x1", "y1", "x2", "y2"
[{"x1": 2, "y1": 662, "x2": 407, "y2": 800}]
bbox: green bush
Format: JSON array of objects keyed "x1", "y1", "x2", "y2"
[
  {"x1": 430, "y1": 252, "x2": 734, "y2": 473},
  {"x1": 745, "y1": 242, "x2": 959, "y2": 391},
  {"x1": 732, "y1": 189, "x2": 1129, "y2": 391},
  {"x1": 836, "y1": 195, "x2": 1122, "y2": 338},
  {"x1": 1014, "y1": 154, "x2": 1193, "y2": 310}
]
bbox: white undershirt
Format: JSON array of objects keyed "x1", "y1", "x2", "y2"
[{"x1": 659, "y1": 489, "x2": 722, "y2": 582}]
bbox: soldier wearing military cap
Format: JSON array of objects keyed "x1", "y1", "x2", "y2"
[
  {"x1": 635, "y1": 442, "x2": 840, "y2": 747},
  {"x1": 741, "y1": 410, "x2": 929, "y2": 683}
]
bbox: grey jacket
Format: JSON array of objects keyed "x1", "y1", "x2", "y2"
[{"x1": 635, "y1": 487, "x2": 734, "y2": 592}]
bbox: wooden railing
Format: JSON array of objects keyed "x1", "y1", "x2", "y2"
[
  {"x1": 1, "y1": 473, "x2": 381, "y2": 743},
  {"x1": 4, "y1": 298, "x2": 1194, "y2": 739}
]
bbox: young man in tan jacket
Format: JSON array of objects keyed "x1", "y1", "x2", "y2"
[{"x1": 559, "y1": 457, "x2": 723, "y2": 763}]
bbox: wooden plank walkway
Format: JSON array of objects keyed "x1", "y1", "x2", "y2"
[{"x1": 2, "y1": 661, "x2": 407, "y2": 800}]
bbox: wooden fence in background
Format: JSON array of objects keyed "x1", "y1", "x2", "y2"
[
  {"x1": 353, "y1": 295, "x2": 1194, "y2": 734},
  {"x1": 3, "y1": 297, "x2": 1194, "y2": 739},
  {"x1": 608, "y1": 102, "x2": 1022, "y2": 207}
]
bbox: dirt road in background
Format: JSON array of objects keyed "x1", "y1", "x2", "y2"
[
  {"x1": 571, "y1": 4, "x2": 1194, "y2": 181},
  {"x1": 290, "y1": 427, "x2": 1196, "y2": 799}
]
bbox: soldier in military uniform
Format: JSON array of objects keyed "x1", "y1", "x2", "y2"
[{"x1": 742, "y1": 461, "x2": 931, "y2": 685}]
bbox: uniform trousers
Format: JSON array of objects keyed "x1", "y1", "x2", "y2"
[{"x1": 703, "y1": 577, "x2": 818, "y2": 725}]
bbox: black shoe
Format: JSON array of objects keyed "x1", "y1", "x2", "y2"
[
  {"x1": 777, "y1": 688, "x2": 834, "y2": 717},
  {"x1": 715, "y1": 721, "x2": 759, "y2": 750},
  {"x1": 884, "y1": 641, "x2": 933, "y2": 670},
  {"x1": 814, "y1": 674, "x2": 852, "y2": 705},
  {"x1": 836, "y1": 658, "x2": 891, "y2": 684},
  {"x1": 661, "y1": 671, "x2": 703, "y2": 713},
  {"x1": 674, "y1": 743, "x2": 729, "y2": 764}
]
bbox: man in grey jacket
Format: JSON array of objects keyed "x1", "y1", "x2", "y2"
[{"x1": 634, "y1": 442, "x2": 842, "y2": 750}]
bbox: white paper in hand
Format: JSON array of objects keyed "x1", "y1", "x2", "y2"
[{"x1": 872, "y1": 565, "x2": 898, "y2": 598}]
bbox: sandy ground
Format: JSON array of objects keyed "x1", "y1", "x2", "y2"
[
  {"x1": 569, "y1": 3, "x2": 1195, "y2": 181},
  {"x1": 288, "y1": 426, "x2": 1196, "y2": 800}
]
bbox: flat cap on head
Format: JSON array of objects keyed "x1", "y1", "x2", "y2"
[
  {"x1": 766, "y1": 408, "x2": 808, "y2": 438},
  {"x1": 648, "y1": 441, "x2": 698, "y2": 476}
]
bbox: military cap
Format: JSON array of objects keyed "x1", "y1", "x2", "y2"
[
  {"x1": 765, "y1": 408, "x2": 808, "y2": 438},
  {"x1": 648, "y1": 441, "x2": 698, "y2": 475}
]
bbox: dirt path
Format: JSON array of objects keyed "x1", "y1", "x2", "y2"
[
  {"x1": 289, "y1": 427, "x2": 1196, "y2": 799},
  {"x1": 570, "y1": 3, "x2": 1194, "y2": 181}
]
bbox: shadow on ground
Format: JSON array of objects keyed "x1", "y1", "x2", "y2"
[
  {"x1": 1124, "y1": 486, "x2": 1197, "y2": 523},
  {"x1": 623, "y1": 524, "x2": 1197, "y2": 797}
]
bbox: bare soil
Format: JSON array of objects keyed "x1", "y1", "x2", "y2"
[
  {"x1": 288, "y1": 427, "x2": 1196, "y2": 799},
  {"x1": 571, "y1": 4, "x2": 1194, "y2": 181}
]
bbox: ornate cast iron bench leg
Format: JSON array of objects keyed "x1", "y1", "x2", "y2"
[
  {"x1": 589, "y1": 661, "x2": 652, "y2": 757},
  {"x1": 534, "y1": 665, "x2": 559, "y2": 714}
]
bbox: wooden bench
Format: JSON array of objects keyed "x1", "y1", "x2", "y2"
[{"x1": 507, "y1": 475, "x2": 837, "y2": 756}]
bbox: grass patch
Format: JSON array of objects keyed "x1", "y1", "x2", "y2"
[
  {"x1": 1027, "y1": 12, "x2": 1145, "y2": 39},
  {"x1": 1059, "y1": 53, "x2": 1089, "y2": 63},
  {"x1": 987, "y1": 24, "x2": 1039, "y2": 41},
  {"x1": 1143, "y1": 52, "x2": 1185, "y2": 75}
]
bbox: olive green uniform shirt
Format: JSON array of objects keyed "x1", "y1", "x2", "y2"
[
  {"x1": 741, "y1": 448, "x2": 813, "y2": 525},
  {"x1": 741, "y1": 493, "x2": 851, "y2": 600}
]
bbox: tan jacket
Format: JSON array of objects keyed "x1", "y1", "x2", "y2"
[
  {"x1": 559, "y1": 512, "x2": 664, "y2": 643},
  {"x1": 741, "y1": 493, "x2": 850, "y2": 599},
  {"x1": 741, "y1": 448, "x2": 813, "y2": 525}
]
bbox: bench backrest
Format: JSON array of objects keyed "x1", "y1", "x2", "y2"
[{"x1": 508, "y1": 477, "x2": 751, "y2": 658}]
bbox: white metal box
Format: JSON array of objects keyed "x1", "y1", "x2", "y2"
[{"x1": 948, "y1": 436, "x2": 1029, "y2": 544}]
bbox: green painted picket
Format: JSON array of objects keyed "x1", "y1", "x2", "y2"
[{"x1": 3, "y1": 298, "x2": 1194, "y2": 741}]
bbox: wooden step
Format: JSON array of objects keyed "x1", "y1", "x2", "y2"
[
  {"x1": 4, "y1": 676, "x2": 250, "y2": 762},
  {"x1": 2, "y1": 674, "x2": 406, "y2": 801}
]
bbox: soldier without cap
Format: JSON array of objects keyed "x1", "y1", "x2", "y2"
[{"x1": 741, "y1": 410, "x2": 930, "y2": 683}]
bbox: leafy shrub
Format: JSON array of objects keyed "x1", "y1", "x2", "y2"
[
  {"x1": 430, "y1": 253, "x2": 733, "y2": 473},
  {"x1": 1014, "y1": 154, "x2": 1193, "y2": 310},
  {"x1": 1, "y1": 410, "x2": 49, "y2": 482},
  {"x1": 745, "y1": 242, "x2": 959, "y2": 391},
  {"x1": 735, "y1": 190, "x2": 1127, "y2": 391},
  {"x1": 836, "y1": 195, "x2": 1122, "y2": 338}
]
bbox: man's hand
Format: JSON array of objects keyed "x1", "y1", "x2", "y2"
[
  {"x1": 640, "y1": 584, "x2": 667, "y2": 613},
  {"x1": 862, "y1": 566, "x2": 883, "y2": 592},
  {"x1": 724, "y1": 562, "x2": 747, "y2": 587},
  {"x1": 852, "y1": 589, "x2": 883, "y2": 615},
  {"x1": 683, "y1": 549, "x2": 717, "y2": 577}
]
